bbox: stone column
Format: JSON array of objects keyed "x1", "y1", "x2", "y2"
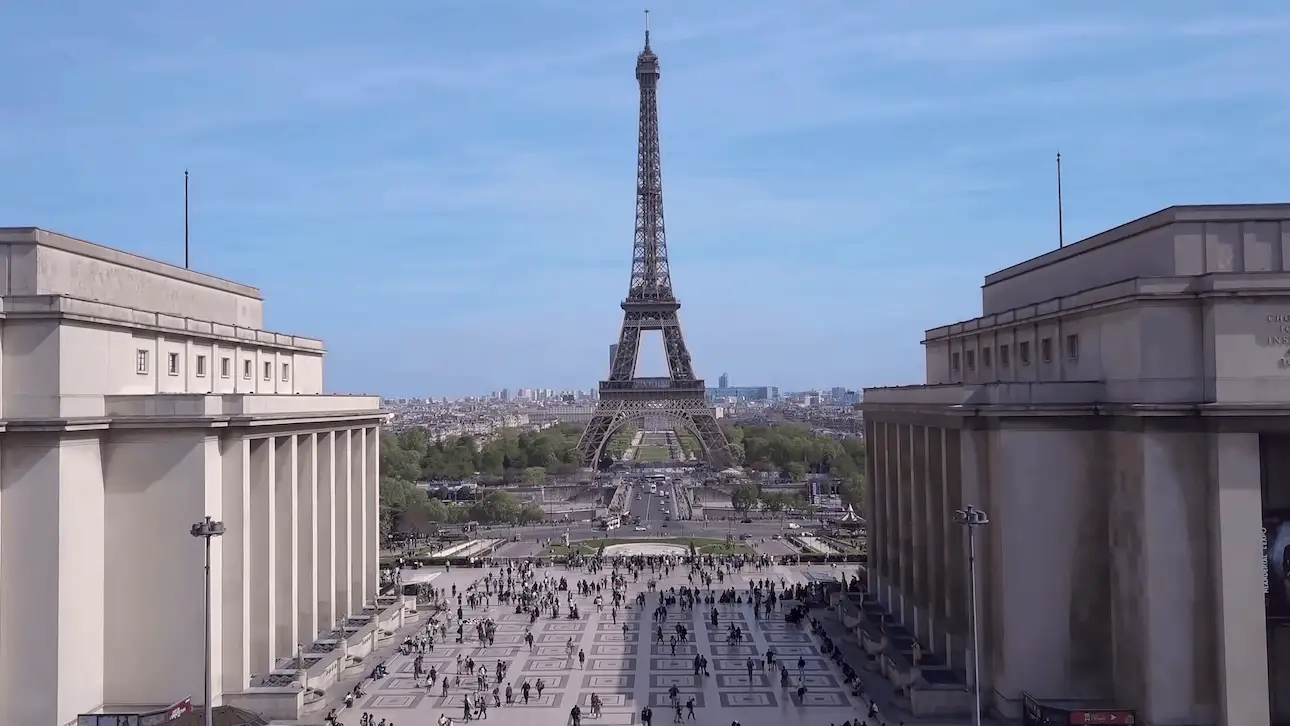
[
  {"x1": 911, "y1": 425, "x2": 929, "y2": 635},
  {"x1": 220, "y1": 436, "x2": 252, "y2": 694},
  {"x1": 334, "y1": 429, "x2": 353, "y2": 619},
  {"x1": 350, "y1": 427, "x2": 367, "y2": 611},
  {"x1": 365, "y1": 427, "x2": 380, "y2": 602},
  {"x1": 927, "y1": 429, "x2": 948, "y2": 653},
  {"x1": 896, "y1": 424, "x2": 913, "y2": 617},
  {"x1": 316, "y1": 432, "x2": 337, "y2": 631},
  {"x1": 882, "y1": 421, "x2": 898, "y2": 603},
  {"x1": 248, "y1": 438, "x2": 276, "y2": 674},
  {"x1": 274, "y1": 435, "x2": 299, "y2": 659},
  {"x1": 1210, "y1": 432, "x2": 1270, "y2": 726},
  {"x1": 296, "y1": 433, "x2": 319, "y2": 644},
  {"x1": 864, "y1": 421, "x2": 883, "y2": 589}
]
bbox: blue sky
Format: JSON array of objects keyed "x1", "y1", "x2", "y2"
[{"x1": 2, "y1": 1, "x2": 1289, "y2": 397}]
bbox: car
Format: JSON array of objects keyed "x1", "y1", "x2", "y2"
[
  {"x1": 741, "y1": 518, "x2": 753, "y2": 524},
  {"x1": 771, "y1": 534, "x2": 782, "y2": 540},
  {"x1": 739, "y1": 534, "x2": 752, "y2": 541},
  {"x1": 661, "y1": 522, "x2": 669, "y2": 527},
  {"x1": 634, "y1": 526, "x2": 647, "y2": 532}
]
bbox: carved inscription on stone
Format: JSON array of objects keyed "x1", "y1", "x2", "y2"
[{"x1": 1265, "y1": 315, "x2": 1290, "y2": 368}]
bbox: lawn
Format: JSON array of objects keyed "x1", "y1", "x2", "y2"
[
  {"x1": 633, "y1": 445, "x2": 672, "y2": 462},
  {"x1": 544, "y1": 536, "x2": 753, "y2": 558}
]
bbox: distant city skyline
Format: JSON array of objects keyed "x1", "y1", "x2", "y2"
[{"x1": 4, "y1": 2, "x2": 1288, "y2": 397}]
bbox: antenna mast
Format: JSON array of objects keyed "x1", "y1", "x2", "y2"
[
  {"x1": 1056, "y1": 152, "x2": 1064, "y2": 249},
  {"x1": 184, "y1": 169, "x2": 191, "y2": 268}
]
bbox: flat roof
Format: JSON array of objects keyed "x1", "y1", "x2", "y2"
[
  {"x1": 983, "y1": 203, "x2": 1290, "y2": 288},
  {"x1": 0, "y1": 226, "x2": 263, "y2": 299}
]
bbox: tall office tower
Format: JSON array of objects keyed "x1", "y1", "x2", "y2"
[
  {"x1": 609, "y1": 343, "x2": 619, "y2": 375},
  {"x1": 719, "y1": 372, "x2": 729, "y2": 389}
]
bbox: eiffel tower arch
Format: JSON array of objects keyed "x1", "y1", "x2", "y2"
[{"x1": 576, "y1": 23, "x2": 734, "y2": 469}]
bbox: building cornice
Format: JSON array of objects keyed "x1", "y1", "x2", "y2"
[
  {"x1": 983, "y1": 204, "x2": 1290, "y2": 288},
  {"x1": 924, "y1": 272, "x2": 1290, "y2": 345},
  {"x1": 0, "y1": 226, "x2": 263, "y2": 299},
  {"x1": 0, "y1": 410, "x2": 387, "y2": 434},
  {"x1": 0, "y1": 294, "x2": 325, "y2": 353}
]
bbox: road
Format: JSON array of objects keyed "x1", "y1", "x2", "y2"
[{"x1": 489, "y1": 478, "x2": 807, "y2": 557}]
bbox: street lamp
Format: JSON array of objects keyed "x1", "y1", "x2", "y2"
[
  {"x1": 953, "y1": 505, "x2": 989, "y2": 726},
  {"x1": 190, "y1": 516, "x2": 227, "y2": 726}
]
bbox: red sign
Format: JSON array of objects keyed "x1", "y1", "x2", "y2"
[
  {"x1": 1069, "y1": 711, "x2": 1134, "y2": 725},
  {"x1": 166, "y1": 698, "x2": 193, "y2": 721}
]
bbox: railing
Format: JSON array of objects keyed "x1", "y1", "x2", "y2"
[{"x1": 601, "y1": 378, "x2": 706, "y2": 393}]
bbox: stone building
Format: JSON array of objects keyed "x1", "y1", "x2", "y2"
[
  {"x1": 0, "y1": 228, "x2": 383, "y2": 726},
  {"x1": 862, "y1": 204, "x2": 1290, "y2": 726}
]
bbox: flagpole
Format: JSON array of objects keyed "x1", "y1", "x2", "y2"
[
  {"x1": 1056, "y1": 152, "x2": 1064, "y2": 249},
  {"x1": 184, "y1": 169, "x2": 190, "y2": 268}
]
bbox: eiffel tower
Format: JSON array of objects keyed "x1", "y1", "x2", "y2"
[{"x1": 576, "y1": 19, "x2": 734, "y2": 469}]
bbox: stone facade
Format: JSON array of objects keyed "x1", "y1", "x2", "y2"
[
  {"x1": 863, "y1": 204, "x2": 1290, "y2": 726},
  {"x1": 0, "y1": 228, "x2": 383, "y2": 726}
]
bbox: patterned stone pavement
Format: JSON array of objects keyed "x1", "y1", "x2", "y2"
[{"x1": 337, "y1": 568, "x2": 871, "y2": 726}]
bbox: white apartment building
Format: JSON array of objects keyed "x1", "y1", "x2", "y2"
[
  {"x1": 863, "y1": 204, "x2": 1290, "y2": 726},
  {"x1": 0, "y1": 228, "x2": 383, "y2": 726}
]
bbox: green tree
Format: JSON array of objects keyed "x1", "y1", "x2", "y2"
[
  {"x1": 731, "y1": 484, "x2": 758, "y2": 513},
  {"x1": 522, "y1": 466, "x2": 547, "y2": 485},
  {"x1": 469, "y1": 491, "x2": 521, "y2": 523},
  {"x1": 721, "y1": 423, "x2": 866, "y2": 507}
]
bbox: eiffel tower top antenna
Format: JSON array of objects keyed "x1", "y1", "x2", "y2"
[{"x1": 644, "y1": 9, "x2": 650, "y2": 46}]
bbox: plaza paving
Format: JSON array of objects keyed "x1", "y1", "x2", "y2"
[{"x1": 336, "y1": 565, "x2": 875, "y2": 726}]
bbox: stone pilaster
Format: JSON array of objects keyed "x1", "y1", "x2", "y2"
[{"x1": 296, "y1": 433, "x2": 318, "y2": 644}]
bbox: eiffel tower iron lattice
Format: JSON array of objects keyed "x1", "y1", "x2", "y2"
[{"x1": 576, "y1": 23, "x2": 735, "y2": 469}]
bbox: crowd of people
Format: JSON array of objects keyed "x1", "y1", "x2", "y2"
[{"x1": 334, "y1": 550, "x2": 894, "y2": 726}]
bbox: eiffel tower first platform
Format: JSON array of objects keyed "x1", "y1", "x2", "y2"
[{"x1": 576, "y1": 22, "x2": 735, "y2": 469}]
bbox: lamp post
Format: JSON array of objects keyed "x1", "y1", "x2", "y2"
[
  {"x1": 953, "y1": 505, "x2": 989, "y2": 726},
  {"x1": 190, "y1": 515, "x2": 227, "y2": 726}
]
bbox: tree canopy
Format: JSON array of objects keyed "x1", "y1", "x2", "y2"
[
  {"x1": 384, "y1": 425, "x2": 584, "y2": 482},
  {"x1": 724, "y1": 423, "x2": 866, "y2": 511},
  {"x1": 378, "y1": 425, "x2": 585, "y2": 535}
]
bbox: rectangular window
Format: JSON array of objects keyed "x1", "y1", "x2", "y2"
[
  {"x1": 243, "y1": 360, "x2": 252, "y2": 380},
  {"x1": 982, "y1": 347, "x2": 992, "y2": 368},
  {"x1": 951, "y1": 352, "x2": 961, "y2": 371},
  {"x1": 196, "y1": 355, "x2": 207, "y2": 377},
  {"x1": 281, "y1": 363, "x2": 290, "y2": 382},
  {"x1": 167, "y1": 352, "x2": 180, "y2": 376},
  {"x1": 136, "y1": 349, "x2": 149, "y2": 374},
  {"x1": 965, "y1": 350, "x2": 975, "y2": 371},
  {"x1": 1019, "y1": 341, "x2": 1032, "y2": 366},
  {"x1": 1066, "y1": 334, "x2": 1080, "y2": 360},
  {"x1": 1040, "y1": 337, "x2": 1053, "y2": 363},
  {"x1": 220, "y1": 357, "x2": 231, "y2": 378},
  {"x1": 1000, "y1": 344, "x2": 1010, "y2": 368},
  {"x1": 263, "y1": 361, "x2": 272, "y2": 381}
]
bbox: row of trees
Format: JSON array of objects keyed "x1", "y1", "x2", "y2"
[
  {"x1": 379, "y1": 425, "x2": 588, "y2": 535},
  {"x1": 383, "y1": 425, "x2": 585, "y2": 483},
  {"x1": 730, "y1": 485, "x2": 813, "y2": 514},
  {"x1": 723, "y1": 423, "x2": 866, "y2": 511},
  {"x1": 381, "y1": 478, "x2": 546, "y2": 534},
  {"x1": 376, "y1": 421, "x2": 867, "y2": 534}
]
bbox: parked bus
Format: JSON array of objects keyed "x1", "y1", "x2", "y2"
[{"x1": 601, "y1": 515, "x2": 621, "y2": 531}]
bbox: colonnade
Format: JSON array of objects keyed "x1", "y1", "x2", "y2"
[
  {"x1": 865, "y1": 419, "x2": 971, "y2": 666},
  {"x1": 221, "y1": 425, "x2": 380, "y2": 693}
]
